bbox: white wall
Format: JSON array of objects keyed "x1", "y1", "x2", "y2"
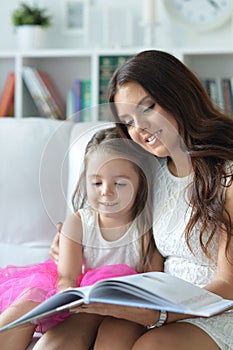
[{"x1": 1, "y1": 0, "x2": 233, "y2": 50}]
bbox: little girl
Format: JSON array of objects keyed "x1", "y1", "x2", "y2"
[{"x1": 0, "y1": 127, "x2": 158, "y2": 350}]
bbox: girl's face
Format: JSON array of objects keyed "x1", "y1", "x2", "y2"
[
  {"x1": 114, "y1": 82, "x2": 180, "y2": 158},
  {"x1": 86, "y1": 150, "x2": 140, "y2": 219}
]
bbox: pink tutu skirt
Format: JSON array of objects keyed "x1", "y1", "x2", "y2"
[{"x1": 0, "y1": 260, "x2": 137, "y2": 332}]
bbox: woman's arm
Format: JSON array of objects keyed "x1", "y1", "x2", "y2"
[
  {"x1": 146, "y1": 246, "x2": 164, "y2": 272},
  {"x1": 202, "y1": 181, "x2": 233, "y2": 299},
  {"x1": 57, "y1": 213, "x2": 83, "y2": 292}
]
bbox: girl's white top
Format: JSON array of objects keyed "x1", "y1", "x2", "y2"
[{"x1": 79, "y1": 208, "x2": 141, "y2": 272}]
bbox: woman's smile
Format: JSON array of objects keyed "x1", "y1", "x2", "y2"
[{"x1": 145, "y1": 129, "x2": 162, "y2": 145}]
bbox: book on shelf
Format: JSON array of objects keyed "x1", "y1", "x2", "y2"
[
  {"x1": 66, "y1": 88, "x2": 75, "y2": 121},
  {"x1": 201, "y1": 77, "x2": 233, "y2": 116},
  {"x1": 99, "y1": 55, "x2": 130, "y2": 121},
  {"x1": 215, "y1": 78, "x2": 225, "y2": 112},
  {"x1": 206, "y1": 79, "x2": 219, "y2": 108},
  {"x1": 222, "y1": 78, "x2": 233, "y2": 116},
  {"x1": 72, "y1": 79, "x2": 82, "y2": 122},
  {"x1": 36, "y1": 70, "x2": 66, "y2": 120},
  {"x1": 80, "y1": 79, "x2": 92, "y2": 122},
  {"x1": 0, "y1": 271, "x2": 233, "y2": 332},
  {"x1": 22, "y1": 67, "x2": 66, "y2": 120},
  {"x1": 0, "y1": 72, "x2": 15, "y2": 117},
  {"x1": 66, "y1": 79, "x2": 92, "y2": 122},
  {"x1": 23, "y1": 67, "x2": 50, "y2": 117}
]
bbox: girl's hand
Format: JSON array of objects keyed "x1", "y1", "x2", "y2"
[{"x1": 49, "y1": 222, "x2": 62, "y2": 264}]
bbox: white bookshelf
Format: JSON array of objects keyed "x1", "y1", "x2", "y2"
[{"x1": 1, "y1": 47, "x2": 233, "y2": 119}]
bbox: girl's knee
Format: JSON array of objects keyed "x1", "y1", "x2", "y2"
[
  {"x1": 0, "y1": 300, "x2": 38, "y2": 326},
  {"x1": 95, "y1": 317, "x2": 145, "y2": 350},
  {"x1": 94, "y1": 317, "x2": 115, "y2": 350},
  {"x1": 34, "y1": 331, "x2": 65, "y2": 350}
]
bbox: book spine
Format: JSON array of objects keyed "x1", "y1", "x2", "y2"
[
  {"x1": 37, "y1": 71, "x2": 66, "y2": 120},
  {"x1": 23, "y1": 67, "x2": 50, "y2": 118},
  {"x1": 200, "y1": 78, "x2": 208, "y2": 91},
  {"x1": 34, "y1": 69, "x2": 65, "y2": 120},
  {"x1": 72, "y1": 79, "x2": 82, "y2": 122},
  {"x1": 229, "y1": 78, "x2": 233, "y2": 116},
  {"x1": 98, "y1": 55, "x2": 130, "y2": 121},
  {"x1": 7, "y1": 100, "x2": 15, "y2": 116},
  {"x1": 215, "y1": 78, "x2": 225, "y2": 112},
  {"x1": 0, "y1": 72, "x2": 15, "y2": 117},
  {"x1": 66, "y1": 88, "x2": 75, "y2": 121},
  {"x1": 80, "y1": 79, "x2": 92, "y2": 122},
  {"x1": 206, "y1": 79, "x2": 219, "y2": 108},
  {"x1": 99, "y1": 56, "x2": 116, "y2": 106},
  {"x1": 222, "y1": 78, "x2": 233, "y2": 116}
]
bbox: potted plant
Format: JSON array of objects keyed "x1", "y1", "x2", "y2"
[{"x1": 12, "y1": 2, "x2": 52, "y2": 50}]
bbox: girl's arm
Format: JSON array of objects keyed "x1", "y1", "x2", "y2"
[
  {"x1": 57, "y1": 212, "x2": 83, "y2": 292},
  {"x1": 49, "y1": 222, "x2": 62, "y2": 264}
]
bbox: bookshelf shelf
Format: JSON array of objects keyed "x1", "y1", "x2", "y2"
[{"x1": 0, "y1": 47, "x2": 233, "y2": 120}]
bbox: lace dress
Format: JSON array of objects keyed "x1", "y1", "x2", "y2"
[{"x1": 152, "y1": 158, "x2": 233, "y2": 350}]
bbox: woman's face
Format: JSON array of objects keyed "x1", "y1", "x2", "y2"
[{"x1": 114, "y1": 82, "x2": 180, "y2": 158}]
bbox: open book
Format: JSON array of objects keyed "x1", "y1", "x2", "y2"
[{"x1": 1, "y1": 271, "x2": 233, "y2": 332}]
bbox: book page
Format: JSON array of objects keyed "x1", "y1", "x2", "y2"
[
  {"x1": 0, "y1": 288, "x2": 88, "y2": 332},
  {"x1": 88, "y1": 272, "x2": 233, "y2": 316}
]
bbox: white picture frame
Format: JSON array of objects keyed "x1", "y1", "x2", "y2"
[{"x1": 62, "y1": 0, "x2": 90, "y2": 35}]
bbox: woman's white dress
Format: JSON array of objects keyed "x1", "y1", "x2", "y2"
[{"x1": 152, "y1": 158, "x2": 233, "y2": 350}]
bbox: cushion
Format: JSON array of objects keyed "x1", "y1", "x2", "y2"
[{"x1": 0, "y1": 118, "x2": 73, "y2": 267}]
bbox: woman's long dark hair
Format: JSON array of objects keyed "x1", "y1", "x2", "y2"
[
  {"x1": 108, "y1": 50, "x2": 233, "y2": 259},
  {"x1": 72, "y1": 127, "x2": 155, "y2": 271}
]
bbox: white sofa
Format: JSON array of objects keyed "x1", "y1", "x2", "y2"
[{"x1": 0, "y1": 117, "x2": 112, "y2": 348}]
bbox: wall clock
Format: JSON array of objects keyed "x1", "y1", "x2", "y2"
[{"x1": 164, "y1": 0, "x2": 233, "y2": 32}]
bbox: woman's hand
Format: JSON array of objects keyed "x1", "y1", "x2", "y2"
[
  {"x1": 70, "y1": 302, "x2": 160, "y2": 328},
  {"x1": 49, "y1": 222, "x2": 62, "y2": 264}
]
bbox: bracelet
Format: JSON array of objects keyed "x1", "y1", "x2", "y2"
[{"x1": 146, "y1": 310, "x2": 168, "y2": 330}]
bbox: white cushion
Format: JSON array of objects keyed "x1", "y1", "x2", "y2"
[{"x1": 0, "y1": 118, "x2": 73, "y2": 267}]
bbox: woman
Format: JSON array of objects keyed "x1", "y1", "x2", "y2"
[{"x1": 51, "y1": 50, "x2": 233, "y2": 350}]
